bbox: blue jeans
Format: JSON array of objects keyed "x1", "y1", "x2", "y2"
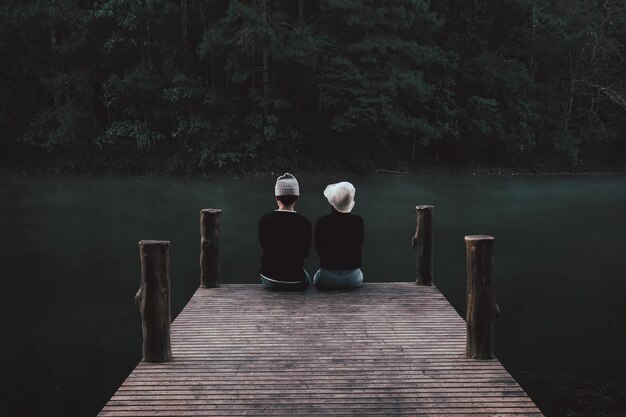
[
  {"x1": 313, "y1": 268, "x2": 363, "y2": 289},
  {"x1": 260, "y1": 270, "x2": 310, "y2": 291}
]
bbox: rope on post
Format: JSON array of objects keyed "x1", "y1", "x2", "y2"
[
  {"x1": 135, "y1": 240, "x2": 172, "y2": 363},
  {"x1": 412, "y1": 205, "x2": 434, "y2": 286},
  {"x1": 200, "y1": 208, "x2": 222, "y2": 288},
  {"x1": 465, "y1": 235, "x2": 500, "y2": 359}
]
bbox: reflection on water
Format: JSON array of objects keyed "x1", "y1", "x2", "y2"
[{"x1": 1, "y1": 175, "x2": 625, "y2": 416}]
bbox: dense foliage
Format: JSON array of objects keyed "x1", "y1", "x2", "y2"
[{"x1": 1, "y1": 0, "x2": 625, "y2": 173}]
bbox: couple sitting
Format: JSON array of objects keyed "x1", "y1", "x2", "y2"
[{"x1": 258, "y1": 173, "x2": 364, "y2": 290}]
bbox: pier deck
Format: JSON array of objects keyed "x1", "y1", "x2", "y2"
[{"x1": 99, "y1": 283, "x2": 542, "y2": 416}]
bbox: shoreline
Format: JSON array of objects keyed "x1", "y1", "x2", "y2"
[{"x1": 2, "y1": 165, "x2": 626, "y2": 179}]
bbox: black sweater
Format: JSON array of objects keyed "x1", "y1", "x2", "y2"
[
  {"x1": 258, "y1": 210, "x2": 312, "y2": 281},
  {"x1": 315, "y1": 209, "x2": 364, "y2": 270}
]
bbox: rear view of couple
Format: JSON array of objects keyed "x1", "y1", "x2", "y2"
[{"x1": 258, "y1": 173, "x2": 364, "y2": 291}]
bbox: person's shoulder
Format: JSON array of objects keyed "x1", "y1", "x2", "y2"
[
  {"x1": 315, "y1": 212, "x2": 332, "y2": 224},
  {"x1": 294, "y1": 212, "x2": 312, "y2": 225},
  {"x1": 350, "y1": 213, "x2": 364, "y2": 224},
  {"x1": 260, "y1": 211, "x2": 276, "y2": 218},
  {"x1": 260, "y1": 211, "x2": 278, "y2": 222}
]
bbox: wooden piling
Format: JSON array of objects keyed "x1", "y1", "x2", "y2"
[
  {"x1": 200, "y1": 208, "x2": 222, "y2": 288},
  {"x1": 135, "y1": 240, "x2": 172, "y2": 363},
  {"x1": 412, "y1": 205, "x2": 434, "y2": 286},
  {"x1": 465, "y1": 235, "x2": 500, "y2": 359}
]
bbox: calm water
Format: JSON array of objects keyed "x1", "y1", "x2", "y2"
[{"x1": 1, "y1": 175, "x2": 625, "y2": 417}]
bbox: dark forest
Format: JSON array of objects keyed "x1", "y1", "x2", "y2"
[{"x1": 1, "y1": 0, "x2": 625, "y2": 174}]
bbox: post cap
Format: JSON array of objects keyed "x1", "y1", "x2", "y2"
[
  {"x1": 201, "y1": 208, "x2": 222, "y2": 214},
  {"x1": 464, "y1": 235, "x2": 494, "y2": 241},
  {"x1": 139, "y1": 240, "x2": 171, "y2": 246}
]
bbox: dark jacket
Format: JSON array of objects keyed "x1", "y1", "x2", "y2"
[
  {"x1": 315, "y1": 208, "x2": 364, "y2": 270},
  {"x1": 259, "y1": 210, "x2": 312, "y2": 281}
]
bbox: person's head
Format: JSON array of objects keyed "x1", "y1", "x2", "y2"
[
  {"x1": 276, "y1": 194, "x2": 298, "y2": 207},
  {"x1": 274, "y1": 173, "x2": 299, "y2": 209},
  {"x1": 324, "y1": 181, "x2": 355, "y2": 213}
]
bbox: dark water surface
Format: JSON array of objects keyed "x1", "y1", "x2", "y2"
[{"x1": 1, "y1": 175, "x2": 625, "y2": 417}]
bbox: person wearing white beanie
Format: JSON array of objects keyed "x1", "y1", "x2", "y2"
[
  {"x1": 258, "y1": 173, "x2": 312, "y2": 290},
  {"x1": 313, "y1": 181, "x2": 364, "y2": 289}
]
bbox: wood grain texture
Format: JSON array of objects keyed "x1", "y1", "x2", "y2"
[
  {"x1": 465, "y1": 236, "x2": 500, "y2": 359},
  {"x1": 135, "y1": 240, "x2": 172, "y2": 363},
  {"x1": 412, "y1": 205, "x2": 434, "y2": 286},
  {"x1": 100, "y1": 283, "x2": 542, "y2": 416},
  {"x1": 200, "y1": 209, "x2": 221, "y2": 288}
]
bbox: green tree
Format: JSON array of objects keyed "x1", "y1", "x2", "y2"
[
  {"x1": 1, "y1": 0, "x2": 624, "y2": 173},
  {"x1": 313, "y1": 0, "x2": 444, "y2": 168}
]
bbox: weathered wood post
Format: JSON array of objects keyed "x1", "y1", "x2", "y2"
[
  {"x1": 465, "y1": 235, "x2": 500, "y2": 359},
  {"x1": 135, "y1": 240, "x2": 172, "y2": 363},
  {"x1": 200, "y1": 208, "x2": 222, "y2": 288},
  {"x1": 411, "y1": 205, "x2": 434, "y2": 286}
]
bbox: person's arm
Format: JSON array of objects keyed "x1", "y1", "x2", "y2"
[
  {"x1": 258, "y1": 215, "x2": 266, "y2": 249},
  {"x1": 302, "y1": 218, "x2": 312, "y2": 257},
  {"x1": 314, "y1": 217, "x2": 323, "y2": 257},
  {"x1": 357, "y1": 215, "x2": 364, "y2": 247}
]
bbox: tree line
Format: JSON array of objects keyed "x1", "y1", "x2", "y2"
[{"x1": 1, "y1": 0, "x2": 624, "y2": 174}]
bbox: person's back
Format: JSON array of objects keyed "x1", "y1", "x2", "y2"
[
  {"x1": 315, "y1": 209, "x2": 363, "y2": 270},
  {"x1": 259, "y1": 210, "x2": 311, "y2": 282},
  {"x1": 258, "y1": 173, "x2": 312, "y2": 290},
  {"x1": 313, "y1": 182, "x2": 364, "y2": 289}
]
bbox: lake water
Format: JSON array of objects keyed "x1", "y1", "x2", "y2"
[{"x1": 1, "y1": 174, "x2": 625, "y2": 417}]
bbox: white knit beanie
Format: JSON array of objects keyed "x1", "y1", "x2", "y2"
[
  {"x1": 324, "y1": 182, "x2": 355, "y2": 213},
  {"x1": 275, "y1": 173, "x2": 300, "y2": 196}
]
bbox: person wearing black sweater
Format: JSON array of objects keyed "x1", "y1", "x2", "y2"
[
  {"x1": 258, "y1": 173, "x2": 312, "y2": 290},
  {"x1": 314, "y1": 181, "x2": 364, "y2": 289}
]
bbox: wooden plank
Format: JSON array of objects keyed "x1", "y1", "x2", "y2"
[{"x1": 99, "y1": 283, "x2": 543, "y2": 416}]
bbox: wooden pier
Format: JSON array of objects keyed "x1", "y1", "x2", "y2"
[{"x1": 99, "y1": 283, "x2": 543, "y2": 416}]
